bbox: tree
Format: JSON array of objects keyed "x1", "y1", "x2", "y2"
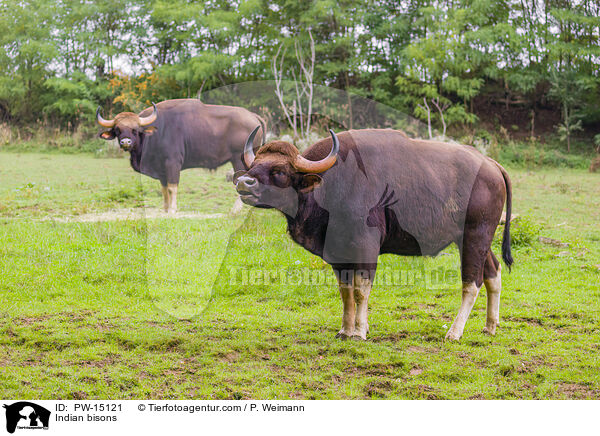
[
  {"x1": 272, "y1": 30, "x2": 316, "y2": 141},
  {"x1": 0, "y1": 0, "x2": 57, "y2": 123},
  {"x1": 548, "y1": 68, "x2": 594, "y2": 152}
]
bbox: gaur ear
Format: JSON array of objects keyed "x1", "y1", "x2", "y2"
[
  {"x1": 143, "y1": 126, "x2": 157, "y2": 136},
  {"x1": 299, "y1": 174, "x2": 323, "y2": 194},
  {"x1": 99, "y1": 131, "x2": 115, "y2": 140}
]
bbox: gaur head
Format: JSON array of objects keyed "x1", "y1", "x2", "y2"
[
  {"x1": 235, "y1": 127, "x2": 339, "y2": 213},
  {"x1": 96, "y1": 103, "x2": 158, "y2": 151}
]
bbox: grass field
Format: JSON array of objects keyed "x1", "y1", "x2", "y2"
[{"x1": 1, "y1": 151, "x2": 599, "y2": 399}]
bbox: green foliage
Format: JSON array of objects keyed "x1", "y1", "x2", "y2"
[
  {"x1": 499, "y1": 142, "x2": 591, "y2": 169},
  {"x1": 104, "y1": 185, "x2": 141, "y2": 203},
  {"x1": 509, "y1": 216, "x2": 543, "y2": 249},
  {"x1": 548, "y1": 68, "x2": 595, "y2": 151},
  {"x1": 0, "y1": 0, "x2": 598, "y2": 150},
  {"x1": 42, "y1": 73, "x2": 101, "y2": 128}
]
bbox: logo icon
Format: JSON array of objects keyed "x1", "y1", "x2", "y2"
[{"x1": 3, "y1": 402, "x2": 50, "y2": 434}]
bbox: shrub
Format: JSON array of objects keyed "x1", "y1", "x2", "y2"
[
  {"x1": 104, "y1": 185, "x2": 140, "y2": 203},
  {"x1": 0, "y1": 123, "x2": 13, "y2": 146},
  {"x1": 509, "y1": 216, "x2": 543, "y2": 249},
  {"x1": 499, "y1": 142, "x2": 590, "y2": 169},
  {"x1": 493, "y1": 215, "x2": 543, "y2": 252}
]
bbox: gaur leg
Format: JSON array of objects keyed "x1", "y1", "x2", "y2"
[
  {"x1": 446, "y1": 163, "x2": 504, "y2": 341},
  {"x1": 483, "y1": 250, "x2": 502, "y2": 336},
  {"x1": 446, "y1": 227, "x2": 491, "y2": 341},
  {"x1": 166, "y1": 183, "x2": 178, "y2": 213},
  {"x1": 230, "y1": 197, "x2": 244, "y2": 215},
  {"x1": 334, "y1": 268, "x2": 355, "y2": 340},
  {"x1": 160, "y1": 183, "x2": 170, "y2": 212},
  {"x1": 353, "y1": 269, "x2": 374, "y2": 340},
  {"x1": 446, "y1": 282, "x2": 482, "y2": 341},
  {"x1": 165, "y1": 160, "x2": 181, "y2": 214},
  {"x1": 333, "y1": 265, "x2": 376, "y2": 340}
]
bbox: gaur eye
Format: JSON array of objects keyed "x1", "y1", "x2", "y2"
[{"x1": 271, "y1": 170, "x2": 289, "y2": 187}]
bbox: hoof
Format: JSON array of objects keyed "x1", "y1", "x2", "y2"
[
  {"x1": 445, "y1": 331, "x2": 462, "y2": 342},
  {"x1": 335, "y1": 332, "x2": 352, "y2": 340},
  {"x1": 482, "y1": 326, "x2": 497, "y2": 336},
  {"x1": 351, "y1": 334, "x2": 367, "y2": 341}
]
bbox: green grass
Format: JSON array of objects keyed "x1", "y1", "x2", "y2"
[
  {"x1": 0, "y1": 152, "x2": 238, "y2": 217},
  {"x1": 1, "y1": 152, "x2": 599, "y2": 399}
]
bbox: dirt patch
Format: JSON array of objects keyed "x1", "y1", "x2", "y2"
[
  {"x1": 505, "y1": 316, "x2": 544, "y2": 326},
  {"x1": 13, "y1": 310, "x2": 99, "y2": 326},
  {"x1": 409, "y1": 367, "x2": 423, "y2": 376},
  {"x1": 556, "y1": 382, "x2": 600, "y2": 399},
  {"x1": 406, "y1": 345, "x2": 439, "y2": 353},
  {"x1": 539, "y1": 236, "x2": 569, "y2": 247},
  {"x1": 364, "y1": 380, "x2": 395, "y2": 398},
  {"x1": 516, "y1": 356, "x2": 546, "y2": 374},
  {"x1": 13, "y1": 314, "x2": 54, "y2": 325},
  {"x1": 356, "y1": 362, "x2": 405, "y2": 377},
  {"x1": 219, "y1": 351, "x2": 240, "y2": 363},
  {"x1": 41, "y1": 208, "x2": 224, "y2": 223},
  {"x1": 371, "y1": 332, "x2": 408, "y2": 343},
  {"x1": 144, "y1": 321, "x2": 176, "y2": 330},
  {"x1": 72, "y1": 354, "x2": 120, "y2": 368}
]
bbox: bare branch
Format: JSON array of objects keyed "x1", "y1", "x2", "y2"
[
  {"x1": 273, "y1": 30, "x2": 316, "y2": 143},
  {"x1": 430, "y1": 97, "x2": 447, "y2": 137},
  {"x1": 196, "y1": 79, "x2": 207, "y2": 100},
  {"x1": 272, "y1": 43, "x2": 296, "y2": 137},
  {"x1": 294, "y1": 30, "x2": 315, "y2": 137},
  {"x1": 417, "y1": 97, "x2": 432, "y2": 139}
]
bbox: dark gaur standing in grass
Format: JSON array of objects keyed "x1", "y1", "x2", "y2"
[
  {"x1": 235, "y1": 128, "x2": 513, "y2": 341},
  {"x1": 97, "y1": 98, "x2": 265, "y2": 213}
]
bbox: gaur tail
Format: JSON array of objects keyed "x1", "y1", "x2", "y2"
[{"x1": 497, "y1": 163, "x2": 514, "y2": 271}]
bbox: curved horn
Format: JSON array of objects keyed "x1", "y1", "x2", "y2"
[
  {"x1": 243, "y1": 125, "x2": 260, "y2": 168},
  {"x1": 139, "y1": 102, "x2": 157, "y2": 126},
  {"x1": 96, "y1": 106, "x2": 115, "y2": 128},
  {"x1": 294, "y1": 129, "x2": 340, "y2": 173}
]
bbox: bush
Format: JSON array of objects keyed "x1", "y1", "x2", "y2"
[
  {"x1": 493, "y1": 215, "x2": 543, "y2": 252},
  {"x1": 0, "y1": 123, "x2": 105, "y2": 155},
  {"x1": 0, "y1": 123, "x2": 13, "y2": 146},
  {"x1": 499, "y1": 142, "x2": 591, "y2": 169},
  {"x1": 104, "y1": 184, "x2": 141, "y2": 203},
  {"x1": 509, "y1": 216, "x2": 543, "y2": 249}
]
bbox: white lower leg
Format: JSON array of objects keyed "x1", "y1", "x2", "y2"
[
  {"x1": 167, "y1": 183, "x2": 178, "y2": 213},
  {"x1": 353, "y1": 273, "x2": 372, "y2": 340},
  {"x1": 230, "y1": 196, "x2": 244, "y2": 214},
  {"x1": 161, "y1": 185, "x2": 170, "y2": 212},
  {"x1": 483, "y1": 266, "x2": 502, "y2": 335},
  {"x1": 446, "y1": 282, "x2": 481, "y2": 341},
  {"x1": 337, "y1": 283, "x2": 356, "y2": 339}
]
